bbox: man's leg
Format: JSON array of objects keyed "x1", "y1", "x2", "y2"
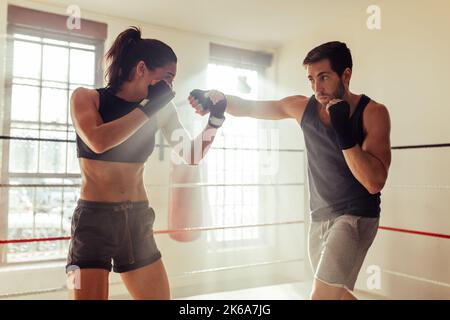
[
  {"x1": 309, "y1": 216, "x2": 360, "y2": 300},
  {"x1": 310, "y1": 278, "x2": 346, "y2": 300},
  {"x1": 341, "y1": 289, "x2": 357, "y2": 300},
  {"x1": 310, "y1": 279, "x2": 358, "y2": 300}
]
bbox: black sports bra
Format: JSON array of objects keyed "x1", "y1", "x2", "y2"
[{"x1": 76, "y1": 88, "x2": 158, "y2": 163}]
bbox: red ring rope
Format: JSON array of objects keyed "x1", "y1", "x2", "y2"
[
  {"x1": 378, "y1": 226, "x2": 450, "y2": 239},
  {"x1": 0, "y1": 224, "x2": 449, "y2": 244}
]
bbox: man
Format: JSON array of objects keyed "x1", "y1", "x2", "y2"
[{"x1": 189, "y1": 41, "x2": 391, "y2": 300}]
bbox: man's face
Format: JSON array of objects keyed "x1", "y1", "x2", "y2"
[{"x1": 306, "y1": 59, "x2": 346, "y2": 106}]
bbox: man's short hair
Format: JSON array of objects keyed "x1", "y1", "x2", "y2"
[{"x1": 303, "y1": 41, "x2": 353, "y2": 77}]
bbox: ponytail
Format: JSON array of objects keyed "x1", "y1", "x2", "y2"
[{"x1": 105, "y1": 26, "x2": 177, "y2": 93}]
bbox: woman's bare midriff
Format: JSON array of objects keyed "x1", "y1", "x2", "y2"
[{"x1": 79, "y1": 158, "x2": 148, "y2": 202}]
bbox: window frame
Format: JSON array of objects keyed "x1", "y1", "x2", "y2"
[
  {"x1": 205, "y1": 61, "x2": 272, "y2": 251},
  {"x1": 0, "y1": 24, "x2": 104, "y2": 265}
]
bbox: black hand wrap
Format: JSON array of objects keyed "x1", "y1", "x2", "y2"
[
  {"x1": 138, "y1": 81, "x2": 175, "y2": 118},
  {"x1": 190, "y1": 89, "x2": 226, "y2": 128},
  {"x1": 328, "y1": 100, "x2": 356, "y2": 150},
  {"x1": 190, "y1": 89, "x2": 226, "y2": 118}
]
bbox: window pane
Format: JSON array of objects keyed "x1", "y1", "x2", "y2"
[
  {"x1": 42, "y1": 80, "x2": 67, "y2": 89},
  {"x1": 35, "y1": 185, "x2": 63, "y2": 217},
  {"x1": 14, "y1": 33, "x2": 41, "y2": 42},
  {"x1": 41, "y1": 87, "x2": 68, "y2": 123},
  {"x1": 13, "y1": 78, "x2": 40, "y2": 86},
  {"x1": 10, "y1": 122, "x2": 39, "y2": 131},
  {"x1": 12, "y1": 40, "x2": 41, "y2": 79},
  {"x1": 8, "y1": 195, "x2": 34, "y2": 258},
  {"x1": 11, "y1": 84, "x2": 40, "y2": 122},
  {"x1": 63, "y1": 185, "x2": 79, "y2": 233},
  {"x1": 43, "y1": 38, "x2": 68, "y2": 46},
  {"x1": 70, "y1": 49, "x2": 95, "y2": 85},
  {"x1": 39, "y1": 129, "x2": 67, "y2": 173},
  {"x1": 9, "y1": 129, "x2": 38, "y2": 173},
  {"x1": 42, "y1": 44, "x2": 69, "y2": 82},
  {"x1": 34, "y1": 181, "x2": 65, "y2": 258},
  {"x1": 207, "y1": 63, "x2": 258, "y2": 99},
  {"x1": 7, "y1": 178, "x2": 79, "y2": 263},
  {"x1": 206, "y1": 63, "x2": 260, "y2": 243},
  {"x1": 8, "y1": 186, "x2": 34, "y2": 215},
  {"x1": 5, "y1": 30, "x2": 99, "y2": 264},
  {"x1": 69, "y1": 42, "x2": 95, "y2": 50}
]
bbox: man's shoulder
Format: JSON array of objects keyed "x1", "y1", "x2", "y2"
[
  {"x1": 279, "y1": 95, "x2": 311, "y2": 121},
  {"x1": 365, "y1": 97, "x2": 388, "y2": 114},
  {"x1": 280, "y1": 94, "x2": 311, "y2": 108},
  {"x1": 284, "y1": 94, "x2": 310, "y2": 102},
  {"x1": 363, "y1": 97, "x2": 390, "y2": 128}
]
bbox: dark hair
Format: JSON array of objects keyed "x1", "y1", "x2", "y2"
[
  {"x1": 302, "y1": 41, "x2": 352, "y2": 77},
  {"x1": 105, "y1": 26, "x2": 177, "y2": 93}
]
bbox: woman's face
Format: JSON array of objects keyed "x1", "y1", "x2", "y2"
[
  {"x1": 132, "y1": 61, "x2": 177, "y2": 98},
  {"x1": 149, "y1": 62, "x2": 177, "y2": 87}
]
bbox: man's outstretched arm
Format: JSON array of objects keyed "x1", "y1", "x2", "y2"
[{"x1": 189, "y1": 89, "x2": 309, "y2": 121}]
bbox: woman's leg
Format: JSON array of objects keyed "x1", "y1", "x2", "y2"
[
  {"x1": 68, "y1": 268, "x2": 109, "y2": 300},
  {"x1": 120, "y1": 259, "x2": 170, "y2": 300}
]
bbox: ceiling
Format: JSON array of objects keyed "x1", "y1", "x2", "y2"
[{"x1": 32, "y1": 0, "x2": 359, "y2": 48}]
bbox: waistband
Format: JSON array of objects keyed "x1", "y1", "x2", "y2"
[{"x1": 77, "y1": 199, "x2": 149, "y2": 211}]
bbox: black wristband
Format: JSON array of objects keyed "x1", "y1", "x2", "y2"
[
  {"x1": 328, "y1": 100, "x2": 356, "y2": 150},
  {"x1": 138, "y1": 81, "x2": 175, "y2": 118}
]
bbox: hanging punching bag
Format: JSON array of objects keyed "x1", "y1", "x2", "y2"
[{"x1": 168, "y1": 162, "x2": 206, "y2": 242}]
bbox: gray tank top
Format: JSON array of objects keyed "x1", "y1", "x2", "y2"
[{"x1": 300, "y1": 95, "x2": 380, "y2": 221}]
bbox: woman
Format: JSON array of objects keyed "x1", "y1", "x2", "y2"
[{"x1": 66, "y1": 27, "x2": 226, "y2": 300}]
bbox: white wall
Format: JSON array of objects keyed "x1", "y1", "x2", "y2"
[
  {"x1": 0, "y1": 0, "x2": 6, "y2": 120},
  {"x1": 0, "y1": 0, "x2": 307, "y2": 299},
  {"x1": 0, "y1": 0, "x2": 9, "y2": 268},
  {"x1": 277, "y1": 0, "x2": 450, "y2": 299}
]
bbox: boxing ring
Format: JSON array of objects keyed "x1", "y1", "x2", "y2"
[{"x1": 0, "y1": 134, "x2": 449, "y2": 299}]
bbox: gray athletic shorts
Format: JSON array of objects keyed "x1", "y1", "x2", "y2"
[
  {"x1": 308, "y1": 214, "x2": 379, "y2": 291},
  {"x1": 66, "y1": 200, "x2": 161, "y2": 273}
]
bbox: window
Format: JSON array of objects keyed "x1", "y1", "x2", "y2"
[
  {"x1": 1, "y1": 6, "x2": 106, "y2": 264},
  {"x1": 205, "y1": 59, "x2": 265, "y2": 246},
  {"x1": 8, "y1": 32, "x2": 96, "y2": 175}
]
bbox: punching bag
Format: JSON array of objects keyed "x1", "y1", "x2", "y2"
[{"x1": 168, "y1": 163, "x2": 206, "y2": 242}]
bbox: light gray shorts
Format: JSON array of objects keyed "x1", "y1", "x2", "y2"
[{"x1": 308, "y1": 214, "x2": 379, "y2": 291}]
